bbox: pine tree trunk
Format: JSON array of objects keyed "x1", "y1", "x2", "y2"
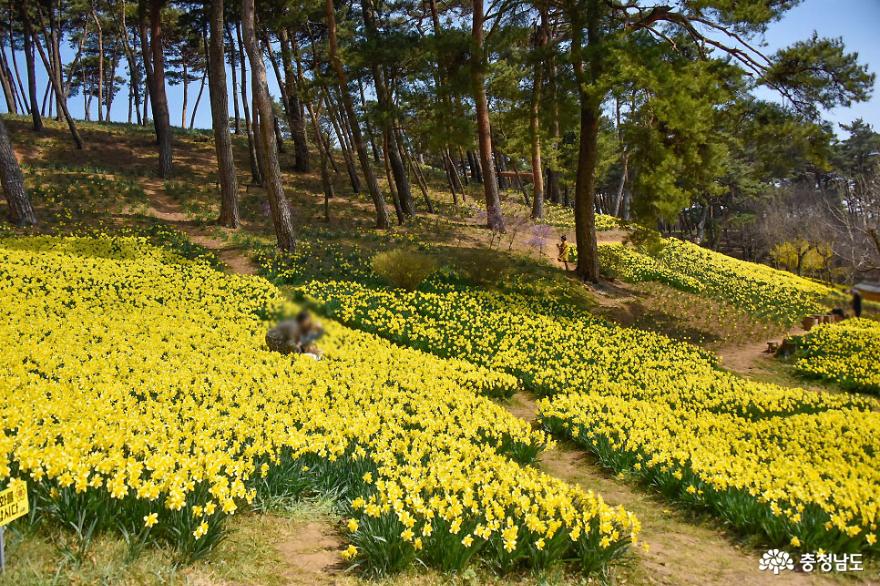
[
  {"x1": 48, "y1": 3, "x2": 62, "y2": 120},
  {"x1": 529, "y1": 8, "x2": 548, "y2": 219},
  {"x1": 40, "y1": 80, "x2": 50, "y2": 117},
  {"x1": 208, "y1": 0, "x2": 239, "y2": 228},
  {"x1": 508, "y1": 155, "x2": 531, "y2": 206},
  {"x1": 146, "y1": 0, "x2": 173, "y2": 177},
  {"x1": 180, "y1": 54, "x2": 188, "y2": 128},
  {"x1": 261, "y1": 35, "x2": 287, "y2": 155},
  {"x1": 7, "y1": 14, "x2": 29, "y2": 114},
  {"x1": 0, "y1": 31, "x2": 17, "y2": 113},
  {"x1": 30, "y1": 27, "x2": 82, "y2": 148},
  {"x1": 457, "y1": 147, "x2": 469, "y2": 185},
  {"x1": 569, "y1": 1, "x2": 601, "y2": 282},
  {"x1": 319, "y1": 143, "x2": 334, "y2": 222},
  {"x1": 356, "y1": 75, "x2": 381, "y2": 164},
  {"x1": 273, "y1": 112, "x2": 285, "y2": 153},
  {"x1": 235, "y1": 22, "x2": 260, "y2": 184},
  {"x1": 325, "y1": 0, "x2": 389, "y2": 228},
  {"x1": 359, "y1": 0, "x2": 414, "y2": 221},
  {"x1": 226, "y1": 26, "x2": 241, "y2": 134},
  {"x1": 471, "y1": 0, "x2": 504, "y2": 232},
  {"x1": 278, "y1": 29, "x2": 310, "y2": 172},
  {"x1": 444, "y1": 154, "x2": 459, "y2": 205},
  {"x1": 142, "y1": 87, "x2": 149, "y2": 124},
  {"x1": 613, "y1": 150, "x2": 628, "y2": 217},
  {"x1": 400, "y1": 134, "x2": 434, "y2": 213},
  {"x1": 322, "y1": 88, "x2": 360, "y2": 193},
  {"x1": 18, "y1": 1, "x2": 41, "y2": 131},
  {"x1": 139, "y1": 13, "x2": 152, "y2": 126},
  {"x1": 189, "y1": 60, "x2": 207, "y2": 129},
  {"x1": 92, "y1": 6, "x2": 104, "y2": 122},
  {"x1": 494, "y1": 143, "x2": 509, "y2": 190},
  {"x1": 445, "y1": 149, "x2": 463, "y2": 194},
  {"x1": 83, "y1": 77, "x2": 90, "y2": 120},
  {"x1": 382, "y1": 132, "x2": 404, "y2": 224},
  {"x1": 105, "y1": 49, "x2": 121, "y2": 120},
  {"x1": 546, "y1": 43, "x2": 562, "y2": 204},
  {"x1": 333, "y1": 87, "x2": 359, "y2": 157},
  {"x1": 0, "y1": 117, "x2": 36, "y2": 226},
  {"x1": 375, "y1": 76, "x2": 413, "y2": 216},
  {"x1": 296, "y1": 47, "x2": 338, "y2": 175},
  {"x1": 252, "y1": 94, "x2": 267, "y2": 182},
  {"x1": 466, "y1": 150, "x2": 481, "y2": 183},
  {"x1": 242, "y1": 0, "x2": 296, "y2": 251},
  {"x1": 304, "y1": 97, "x2": 335, "y2": 214},
  {"x1": 118, "y1": 1, "x2": 142, "y2": 125}
]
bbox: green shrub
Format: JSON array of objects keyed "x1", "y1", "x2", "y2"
[{"x1": 372, "y1": 249, "x2": 438, "y2": 291}]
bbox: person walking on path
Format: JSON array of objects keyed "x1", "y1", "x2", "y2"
[{"x1": 557, "y1": 235, "x2": 570, "y2": 271}]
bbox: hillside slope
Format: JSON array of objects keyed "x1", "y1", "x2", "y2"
[{"x1": 2, "y1": 118, "x2": 876, "y2": 584}]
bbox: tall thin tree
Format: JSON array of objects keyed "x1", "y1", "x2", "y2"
[
  {"x1": 208, "y1": 0, "x2": 239, "y2": 228},
  {"x1": 361, "y1": 0, "x2": 414, "y2": 218},
  {"x1": 529, "y1": 7, "x2": 548, "y2": 219},
  {"x1": 471, "y1": 0, "x2": 504, "y2": 231},
  {"x1": 29, "y1": 10, "x2": 82, "y2": 148},
  {"x1": 325, "y1": 0, "x2": 389, "y2": 228},
  {"x1": 278, "y1": 28, "x2": 310, "y2": 172},
  {"x1": 17, "y1": 0, "x2": 41, "y2": 130},
  {"x1": 141, "y1": 0, "x2": 172, "y2": 177},
  {"x1": 241, "y1": 0, "x2": 296, "y2": 250}
]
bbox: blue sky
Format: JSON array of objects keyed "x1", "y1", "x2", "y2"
[{"x1": 2, "y1": 0, "x2": 878, "y2": 134}]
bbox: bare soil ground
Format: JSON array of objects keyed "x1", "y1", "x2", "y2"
[
  {"x1": 716, "y1": 327, "x2": 804, "y2": 375},
  {"x1": 275, "y1": 521, "x2": 347, "y2": 585}
]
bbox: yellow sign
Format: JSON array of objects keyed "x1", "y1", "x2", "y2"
[{"x1": 0, "y1": 482, "x2": 28, "y2": 527}]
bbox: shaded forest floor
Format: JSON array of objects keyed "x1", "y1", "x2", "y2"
[{"x1": 1, "y1": 117, "x2": 874, "y2": 585}]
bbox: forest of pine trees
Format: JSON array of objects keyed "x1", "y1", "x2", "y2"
[{"x1": 0, "y1": 0, "x2": 878, "y2": 282}]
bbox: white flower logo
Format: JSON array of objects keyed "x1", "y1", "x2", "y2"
[{"x1": 759, "y1": 549, "x2": 795, "y2": 574}]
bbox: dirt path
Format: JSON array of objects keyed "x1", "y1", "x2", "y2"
[
  {"x1": 712, "y1": 328, "x2": 846, "y2": 398},
  {"x1": 716, "y1": 327, "x2": 802, "y2": 376},
  {"x1": 142, "y1": 178, "x2": 258, "y2": 275},
  {"x1": 508, "y1": 392, "x2": 837, "y2": 585},
  {"x1": 275, "y1": 521, "x2": 347, "y2": 585}
]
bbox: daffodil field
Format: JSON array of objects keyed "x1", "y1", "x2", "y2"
[
  {"x1": 271, "y1": 259, "x2": 880, "y2": 555},
  {"x1": 792, "y1": 319, "x2": 880, "y2": 394},
  {"x1": 533, "y1": 205, "x2": 621, "y2": 232},
  {"x1": 595, "y1": 239, "x2": 836, "y2": 324},
  {"x1": 0, "y1": 235, "x2": 639, "y2": 575},
  {"x1": 540, "y1": 394, "x2": 880, "y2": 554},
  {"x1": 655, "y1": 240, "x2": 837, "y2": 323},
  {"x1": 597, "y1": 243, "x2": 705, "y2": 294}
]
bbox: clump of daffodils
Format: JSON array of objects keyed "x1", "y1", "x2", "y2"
[{"x1": 0, "y1": 235, "x2": 637, "y2": 574}]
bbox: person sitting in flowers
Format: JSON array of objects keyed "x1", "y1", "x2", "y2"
[{"x1": 266, "y1": 310, "x2": 324, "y2": 359}]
